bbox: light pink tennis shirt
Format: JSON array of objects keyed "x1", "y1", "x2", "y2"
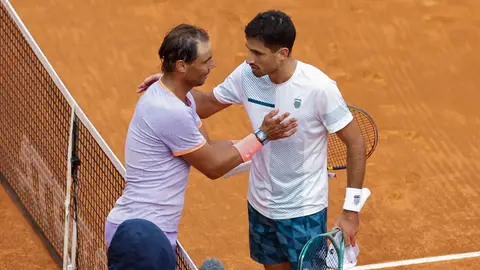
[{"x1": 107, "y1": 80, "x2": 205, "y2": 233}]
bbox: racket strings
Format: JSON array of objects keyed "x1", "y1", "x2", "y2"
[
  {"x1": 300, "y1": 236, "x2": 338, "y2": 270},
  {"x1": 327, "y1": 107, "x2": 378, "y2": 170},
  {"x1": 327, "y1": 135, "x2": 347, "y2": 168},
  {"x1": 352, "y1": 110, "x2": 377, "y2": 157}
]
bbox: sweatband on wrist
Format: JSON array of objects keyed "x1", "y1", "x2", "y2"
[
  {"x1": 232, "y1": 133, "x2": 263, "y2": 162},
  {"x1": 343, "y1": 188, "x2": 362, "y2": 212}
]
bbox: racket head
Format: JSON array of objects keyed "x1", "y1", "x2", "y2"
[
  {"x1": 298, "y1": 228, "x2": 345, "y2": 270},
  {"x1": 327, "y1": 106, "x2": 378, "y2": 170}
]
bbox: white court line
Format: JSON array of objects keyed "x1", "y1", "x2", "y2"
[{"x1": 352, "y1": 251, "x2": 480, "y2": 269}]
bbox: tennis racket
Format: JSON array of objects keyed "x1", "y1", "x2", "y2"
[
  {"x1": 298, "y1": 228, "x2": 345, "y2": 270},
  {"x1": 327, "y1": 106, "x2": 378, "y2": 171},
  {"x1": 298, "y1": 188, "x2": 372, "y2": 270}
]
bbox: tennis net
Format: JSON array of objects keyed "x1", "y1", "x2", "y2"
[{"x1": 0, "y1": 0, "x2": 197, "y2": 269}]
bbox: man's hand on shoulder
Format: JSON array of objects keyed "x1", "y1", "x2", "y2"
[{"x1": 137, "y1": 73, "x2": 162, "y2": 93}]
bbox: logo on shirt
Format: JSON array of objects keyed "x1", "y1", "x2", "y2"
[{"x1": 294, "y1": 98, "x2": 302, "y2": 109}]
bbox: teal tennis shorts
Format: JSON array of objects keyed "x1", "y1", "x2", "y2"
[{"x1": 248, "y1": 202, "x2": 327, "y2": 269}]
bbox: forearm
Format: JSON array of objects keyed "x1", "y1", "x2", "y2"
[
  {"x1": 197, "y1": 134, "x2": 261, "y2": 180},
  {"x1": 194, "y1": 127, "x2": 248, "y2": 179},
  {"x1": 183, "y1": 139, "x2": 249, "y2": 180},
  {"x1": 185, "y1": 108, "x2": 295, "y2": 180},
  {"x1": 207, "y1": 143, "x2": 244, "y2": 179},
  {"x1": 346, "y1": 141, "x2": 366, "y2": 189},
  {"x1": 337, "y1": 122, "x2": 367, "y2": 213},
  {"x1": 209, "y1": 140, "x2": 234, "y2": 147}
]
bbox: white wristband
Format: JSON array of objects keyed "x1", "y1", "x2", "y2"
[{"x1": 343, "y1": 188, "x2": 362, "y2": 212}]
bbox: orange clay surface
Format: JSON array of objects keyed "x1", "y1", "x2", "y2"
[{"x1": 2, "y1": 0, "x2": 480, "y2": 269}]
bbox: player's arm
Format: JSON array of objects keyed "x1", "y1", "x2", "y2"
[
  {"x1": 317, "y1": 80, "x2": 365, "y2": 246},
  {"x1": 190, "y1": 63, "x2": 246, "y2": 119},
  {"x1": 335, "y1": 119, "x2": 366, "y2": 189},
  {"x1": 190, "y1": 90, "x2": 230, "y2": 119},
  {"x1": 316, "y1": 80, "x2": 366, "y2": 191},
  {"x1": 182, "y1": 140, "x2": 245, "y2": 179},
  {"x1": 198, "y1": 121, "x2": 233, "y2": 148},
  {"x1": 183, "y1": 109, "x2": 297, "y2": 179},
  {"x1": 136, "y1": 65, "x2": 245, "y2": 119},
  {"x1": 333, "y1": 119, "x2": 365, "y2": 247},
  {"x1": 137, "y1": 76, "x2": 230, "y2": 118}
]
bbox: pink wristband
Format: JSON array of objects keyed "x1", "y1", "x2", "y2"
[
  {"x1": 232, "y1": 133, "x2": 263, "y2": 162},
  {"x1": 229, "y1": 140, "x2": 240, "y2": 145}
]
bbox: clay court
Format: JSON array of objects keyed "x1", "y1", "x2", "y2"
[{"x1": 1, "y1": 0, "x2": 480, "y2": 269}]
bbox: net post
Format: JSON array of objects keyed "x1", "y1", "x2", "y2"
[
  {"x1": 62, "y1": 106, "x2": 76, "y2": 270},
  {"x1": 69, "y1": 117, "x2": 81, "y2": 270},
  {"x1": 70, "y1": 222, "x2": 77, "y2": 270}
]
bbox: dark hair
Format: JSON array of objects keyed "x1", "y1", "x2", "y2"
[
  {"x1": 158, "y1": 24, "x2": 209, "y2": 73},
  {"x1": 244, "y1": 10, "x2": 296, "y2": 55}
]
